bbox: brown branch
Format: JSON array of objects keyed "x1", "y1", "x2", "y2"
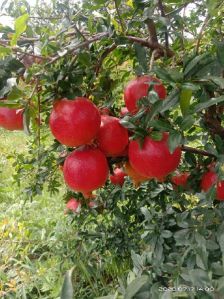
[
  {"x1": 181, "y1": 145, "x2": 216, "y2": 158},
  {"x1": 126, "y1": 35, "x2": 174, "y2": 58},
  {"x1": 95, "y1": 43, "x2": 117, "y2": 75},
  {"x1": 146, "y1": 19, "x2": 158, "y2": 43}
]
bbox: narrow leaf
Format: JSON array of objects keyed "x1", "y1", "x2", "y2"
[
  {"x1": 60, "y1": 267, "x2": 75, "y2": 299},
  {"x1": 180, "y1": 88, "x2": 192, "y2": 115},
  {"x1": 124, "y1": 275, "x2": 149, "y2": 299},
  {"x1": 194, "y1": 96, "x2": 224, "y2": 113}
]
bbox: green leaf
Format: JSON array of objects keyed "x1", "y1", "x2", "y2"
[
  {"x1": 11, "y1": 14, "x2": 29, "y2": 46},
  {"x1": 154, "y1": 67, "x2": 183, "y2": 83},
  {"x1": 134, "y1": 43, "x2": 148, "y2": 73},
  {"x1": 184, "y1": 53, "x2": 212, "y2": 78},
  {"x1": 206, "y1": 76, "x2": 224, "y2": 89},
  {"x1": 189, "y1": 269, "x2": 211, "y2": 287},
  {"x1": 8, "y1": 86, "x2": 23, "y2": 100},
  {"x1": 124, "y1": 276, "x2": 149, "y2": 299},
  {"x1": 60, "y1": 267, "x2": 75, "y2": 299},
  {"x1": 0, "y1": 46, "x2": 11, "y2": 58},
  {"x1": 168, "y1": 131, "x2": 182, "y2": 154},
  {"x1": 180, "y1": 88, "x2": 192, "y2": 115},
  {"x1": 216, "y1": 42, "x2": 224, "y2": 67},
  {"x1": 193, "y1": 96, "x2": 224, "y2": 113}
]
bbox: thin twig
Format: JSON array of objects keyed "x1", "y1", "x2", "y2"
[
  {"x1": 45, "y1": 32, "x2": 109, "y2": 66},
  {"x1": 149, "y1": 49, "x2": 157, "y2": 71},
  {"x1": 195, "y1": 15, "x2": 210, "y2": 54},
  {"x1": 95, "y1": 43, "x2": 117, "y2": 75},
  {"x1": 114, "y1": 0, "x2": 125, "y2": 33}
]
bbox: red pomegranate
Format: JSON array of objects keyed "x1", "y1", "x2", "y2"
[
  {"x1": 65, "y1": 198, "x2": 81, "y2": 213},
  {"x1": 128, "y1": 133, "x2": 181, "y2": 179},
  {"x1": 0, "y1": 107, "x2": 23, "y2": 130},
  {"x1": 110, "y1": 168, "x2": 127, "y2": 186},
  {"x1": 171, "y1": 172, "x2": 190, "y2": 188},
  {"x1": 217, "y1": 182, "x2": 224, "y2": 200},
  {"x1": 97, "y1": 115, "x2": 129, "y2": 157},
  {"x1": 201, "y1": 171, "x2": 217, "y2": 192},
  {"x1": 200, "y1": 171, "x2": 224, "y2": 201},
  {"x1": 63, "y1": 147, "x2": 109, "y2": 195},
  {"x1": 124, "y1": 75, "x2": 167, "y2": 114},
  {"x1": 120, "y1": 107, "x2": 129, "y2": 116},
  {"x1": 49, "y1": 97, "x2": 100, "y2": 147}
]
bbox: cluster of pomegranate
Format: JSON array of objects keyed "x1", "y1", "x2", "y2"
[{"x1": 48, "y1": 75, "x2": 184, "y2": 211}]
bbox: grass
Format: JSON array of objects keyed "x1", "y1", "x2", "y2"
[{"x1": 0, "y1": 129, "x2": 129, "y2": 298}]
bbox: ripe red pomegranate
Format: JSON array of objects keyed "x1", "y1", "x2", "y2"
[
  {"x1": 63, "y1": 147, "x2": 109, "y2": 195},
  {"x1": 97, "y1": 115, "x2": 129, "y2": 157},
  {"x1": 65, "y1": 198, "x2": 81, "y2": 213},
  {"x1": 201, "y1": 171, "x2": 217, "y2": 192},
  {"x1": 125, "y1": 162, "x2": 149, "y2": 187},
  {"x1": 200, "y1": 171, "x2": 224, "y2": 201},
  {"x1": 120, "y1": 107, "x2": 129, "y2": 116},
  {"x1": 110, "y1": 168, "x2": 127, "y2": 186},
  {"x1": 0, "y1": 107, "x2": 23, "y2": 130},
  {"x1": 49, "y1": 97, "x2": 100, "y2": 147},
  {"x1": 100, "y1": 107, "x2": 110, "y2": 115},
  {"x1": 171, "y1": 172, "x2": 190, "y2": 188},
  {"x1": 124, "y1": 75, "x2": 167, "y2": 114},
  {"x1": 128, "y1": 133, "x2": 181, "y2": 179}
]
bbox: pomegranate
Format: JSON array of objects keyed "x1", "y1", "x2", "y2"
[
  {"x1": 97, "y1": 115, "x2": 129, "y2": 157},
  {"x1": 120, "y1": 107, "x2": 129, "y2": 116},
  {"x1": 171, "y1": 172, "x2": 190, "y2": 188},
  {"x1": 63, "y1": 147, "x2": 109, "y2": 195},
  {"x1": 110, "y1": 167, "x2": 127, "y2": 186},
  {"x1": 125, "y1": 162, "x2": 149, "y2": 187},
  {"x1": 201, "y1": 171, "x2": 217, "y2": 192},
  {"x1": 200, "y1": 170, "x2": 224, "y2": 201},
  {"x1": 65, "y1": 198, "x2": 81, "y2": 213},
  {"x1": 0, "y1": 107, "x2": 23, "y2": 130},
  {"x1": 128, "y1": 133, "x2": 181, "y2": 179},
  {"x1": 100, "y1": 107, "x2": 110, "y2": 115},
  {"x1": 124, "y1": 75, "x2": 167, "y2": 114},
  {"x1": 49, "y1": 97, "x2": 100, "y2": 147}
]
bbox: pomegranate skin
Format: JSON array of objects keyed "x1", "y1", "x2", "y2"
[
  {"x1": 125, "y1": 162, "x2": 149, "y2": 186},
  {"x1": 200, "y1": 171, "x2": 217, "y2": 192},
  {"x1": 128, "y1": 133, "x2": 181, "y2": 179},
  {"x1": 0, "y1": 108, "x2": 23, "y2": 130},
  {"x1": 171, "y1": 172, "x2": 190, "y2": 187},
  {"x1": 217, "y1": 182, "x2": 224, "y2": 201},
  {"x1": 63, "y1": 147, "x2": 109, "y2": 194},
  {"x1": 110, "y1": 168, "x2": 126, "y2": 186},
  {"x1": 97, "y1": 115, "x2": 129, "y2": 157},
  {"x1": 120, "y1": 107, "x2": 129, "y2": 116},
  {"x1": 124, "y1": 76, "x2": 167, "y2": 114},
  {"x1": 66, "y1": 198, "x2": 81, "y2": 213},
  {"x1": 49, "y1": 98, "x2": 101, "y2": 147}
]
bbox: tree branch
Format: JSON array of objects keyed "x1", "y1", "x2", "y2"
[
  {"x1": 195, "y1": 15, "x2": 210, "y2": 54},
  {"x1": 114, "y1": 0, "x2": 125, "y2": 33},
  {"x1": 181, "y1": 145, "x2": 216, "y2": 158},
  {"x1": 95, "y1": 43, "x2": 117, "y2": 75},
  {"x1": 126, "y1": 35, "x2": 174, "y2": 58}
]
